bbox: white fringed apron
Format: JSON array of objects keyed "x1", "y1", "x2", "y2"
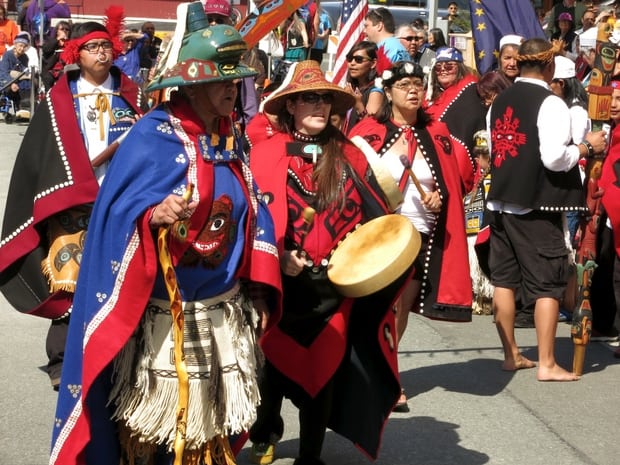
[{"x1": 109, "y1": 282, "x2": 262, "y2": 453}]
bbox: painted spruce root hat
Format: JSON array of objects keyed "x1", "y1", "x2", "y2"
[
  {"x1": 146, "y1": 1, "x2": 256, "y2": 92},
  {"x1": 263, "y1": 60, "x2": 356, "y2": 115}
]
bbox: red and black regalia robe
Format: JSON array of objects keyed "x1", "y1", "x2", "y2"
[
  {"x1": 424, "y1": 73, "x2": 485, "y2": 182},
  {"x1": 601, "y1": 124, "x2": 620, "y2": 258},
  {"x1": 349, "y1": 117, "x2": 473, "y2": 322},
  {"x1": 49, "y1": 95, "x2": 282, "y2": 465},
  {"x1": 250, "y1": 131, "x2": 404, "y2": 459},
  {"x1": 0, "y1": 67, "x2": 146, "y2": 319}
]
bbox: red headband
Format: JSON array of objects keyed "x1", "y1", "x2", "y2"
[
  {"x1": 60, "y1": 31, "x2": 119, "y2": 65},
  {"x1": 60, "y1": 5, "x2": 125, "y2": 65}
]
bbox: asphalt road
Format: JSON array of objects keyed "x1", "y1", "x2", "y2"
[{"x1": 1, "y1": 117, "x2": 620, "y2": 465}]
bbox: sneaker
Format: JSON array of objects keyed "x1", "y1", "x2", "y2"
[
  {"x1": 591, "y1": 328, "x2": 620, "y2": 342},
  {"x1": 249, "y1": 442, "x2": 275, "y2": 465}
]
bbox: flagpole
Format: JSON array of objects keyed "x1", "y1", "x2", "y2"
[{"x1": 428, "y1": 0, "x2": 438, "y2": 28}]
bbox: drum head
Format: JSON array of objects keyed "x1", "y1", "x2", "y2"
[{"x1": 327, "y1": 214, "x2": 421, "y2": 298}]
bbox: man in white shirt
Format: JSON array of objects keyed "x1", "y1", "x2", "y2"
[{"x1": 486, "y1": 38, "x2": 606, "y2": 382}]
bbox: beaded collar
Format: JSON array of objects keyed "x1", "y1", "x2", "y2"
[{"x1": 292, "y1": 129, "x2": 320, "y2": 143}]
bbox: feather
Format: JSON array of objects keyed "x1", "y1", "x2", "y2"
[{"x1": 104, "y1": 5, "x2": 125, "y2": 57}]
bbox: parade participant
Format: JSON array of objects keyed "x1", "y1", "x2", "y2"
[
  {"x1": 0, "y1": 4, "x2": 19, "y2": 57},
  {"x1": 248, "y1": 60, "x2": 404, "y2": 465},
  {"x1": 349, "y1": 61, "x2": 472, "y2": 411},
  {"x1": 282, "y1": 9, "x2": 309, "y2": 62},
  {"x1": 550, "y1": 55, "x2": 590, "y2": 243},
  {"x1": 0, "y1": 6, "x2": 146, "y2": 390},
  {"x1": 363, "y1": 7, "x2": 410, "y2": 65},
  {"x1": 476, "y1": 70, "x2": 512, "y2": 108},
  {"x1": 486, "y1": 38, "x2": 606, "y2": 381},
  {"x1": 342, "y1": 40, "x2": 381, "y2": 131},
  {"x1": 599, "y1": 79, "x2": 620, "y2": 353},
  {"x1": 40, "y1": 19, "x2": 71, "y2": 90},
  {"x1": 498, "y1": 34, "x2": 524, "y2": 82},
  {"x1": 113, "y1": 29, "x2": 148, "y2": 84},
  {"x1": 464, "y1": 130, "x2": 494, "y2": 315},
  {"x1": 0, "y1": 31, "x2": 31, "y2": 118},
  {"x1": 49, "y1": 4, "x2": 282, "y2": 465},
  {"x1": 551, "y1": 12, "x2": 579, "y2": 61},
  {"x1": 25, "y1": 0, "x2": 70, "y2": 47},
  {"x1": 424, "y1": 46, "x2": 482, "y2": 189}
]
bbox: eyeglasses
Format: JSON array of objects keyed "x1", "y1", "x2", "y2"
[
  {"x1": 414, "y1": 36, "x2": 425, "y2": 41},
  {"x1": 347, "y1": 55, "x2": 371, "y2": 64},
  {"x1": 399, "y1": 36, "x2": 416, "y2": 42},
  {"x1": 434, "y1": 62, "x2": 457, "y2": 72},
  {"x1": 81, "y1": 41, "x2": 113, "y2": 53},
  {"x1": 299, "y1": 92, "x2": 335, "y2": 105},
  {"x1": 392, "y1": 79, "x2": 424, "y2": 92}
]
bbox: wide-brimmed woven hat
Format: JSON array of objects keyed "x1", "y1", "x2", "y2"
[
  {"x1": 146, "y1": 1, "x2": 255, "y2": 92},
  {"x1": 263, "y1": 60, "x2": 355, "y2": 115}
]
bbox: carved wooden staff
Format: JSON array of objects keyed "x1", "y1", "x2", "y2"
[{"x1": 572, "y1": 22, "x2": 616, "y2": 376}]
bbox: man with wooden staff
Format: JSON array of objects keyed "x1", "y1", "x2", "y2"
[
  {"x1": 0, "y1": 6, "x2": 147, "y2": 390},
  {"x1": 486, "y1": 37, "x2": 606, "y2": 381}
]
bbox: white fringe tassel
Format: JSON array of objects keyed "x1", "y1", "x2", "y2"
[{"x1": 109, "y1": 286, "x2": 261, "y2": 451}]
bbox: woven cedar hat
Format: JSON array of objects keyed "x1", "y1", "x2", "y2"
[
  {"x1": 263, "y1": 60, "x2": 355, "y2": 115},
  {"x1": 146, "y1": 1, "x2": 255, "y2": 92}
]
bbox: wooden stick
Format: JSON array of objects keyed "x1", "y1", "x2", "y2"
[
  {"x1": 297, "y1": 207, "x2": 315, "y2": 256},
  {"x1": 399, "y1": 155, "x2": 426, "y2": 200},
  {"x1": 91, "y1": 128, "x2": 131, "y2": 168}
]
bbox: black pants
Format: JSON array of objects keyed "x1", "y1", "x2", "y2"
[
  {"x1": 590, "y1": 226, "x2": 618, "y2": 333},
  {"x1": 250, "y1": 361, "x2": 334, "y2": 461},
  {"x1": 45, "y1": 317, "x2": 69, "y2": 386}
]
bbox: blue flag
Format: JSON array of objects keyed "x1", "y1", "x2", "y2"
[{"x1": 469, "y1": 0, "x2": 546, "y2": 73}]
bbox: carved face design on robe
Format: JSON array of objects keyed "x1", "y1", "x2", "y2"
[{"x1": 178, "y1": 195, "x2": 236, "y2": 268}]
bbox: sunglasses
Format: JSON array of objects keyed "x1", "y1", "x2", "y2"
[
  {"x1": 299, "y1": 92, "x2": 335, "y2": 105},
  {"x1": 434, "y1": 62, "x2": 457, "y2": 72},
  {"x1": 347, "y1": 55, "x2": 371, "y2": 64},
  {"x1": 399, "y1": 35, "x2": 416, "y2": 42}
]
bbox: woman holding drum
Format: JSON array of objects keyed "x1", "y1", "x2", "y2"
[
  {"x1": 248, "y1": 60, "x2": 413, "y2": 465},
  {"x1": 349, "y1": 61, "x2": 473, "y2": 411}
]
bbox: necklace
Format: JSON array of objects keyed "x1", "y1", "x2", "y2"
[
  {"x1": 293, "y1": 129, "x2": 320, "y2": 143},
  {"x1": 86, "y1": 105, "x2": 97, "y2": 122}
]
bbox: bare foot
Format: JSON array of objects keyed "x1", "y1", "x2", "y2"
[
  {"x1": 502, "y1": 353, "x2": 537, "y2": 371},
  {"x1": 537, "y1": 364, "x2": 580, "y2": 382}
]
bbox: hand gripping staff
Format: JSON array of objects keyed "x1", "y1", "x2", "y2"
[{"x1": 156, "y1": 184, "x2": 193, "y2": 465}]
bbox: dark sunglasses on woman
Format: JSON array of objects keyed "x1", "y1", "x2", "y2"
[
  {"x1": 346, "y1": 55, "x2": 371, "y2": 64},
  {"x1": 299, "y1": 92, "x2": 335, "y2": 105}
]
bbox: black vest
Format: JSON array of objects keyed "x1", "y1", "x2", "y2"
[{"x1": 488, "y1": 81, "x2": 584, "y2": 211}]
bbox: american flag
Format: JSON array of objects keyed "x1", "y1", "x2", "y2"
[{"x1": 331, "y1": 0, "x2": 369, "y2": 87}]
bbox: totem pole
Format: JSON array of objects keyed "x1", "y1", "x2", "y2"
[{"x1": 571, "y1": 21, "x2": 616, "y2": 375}]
